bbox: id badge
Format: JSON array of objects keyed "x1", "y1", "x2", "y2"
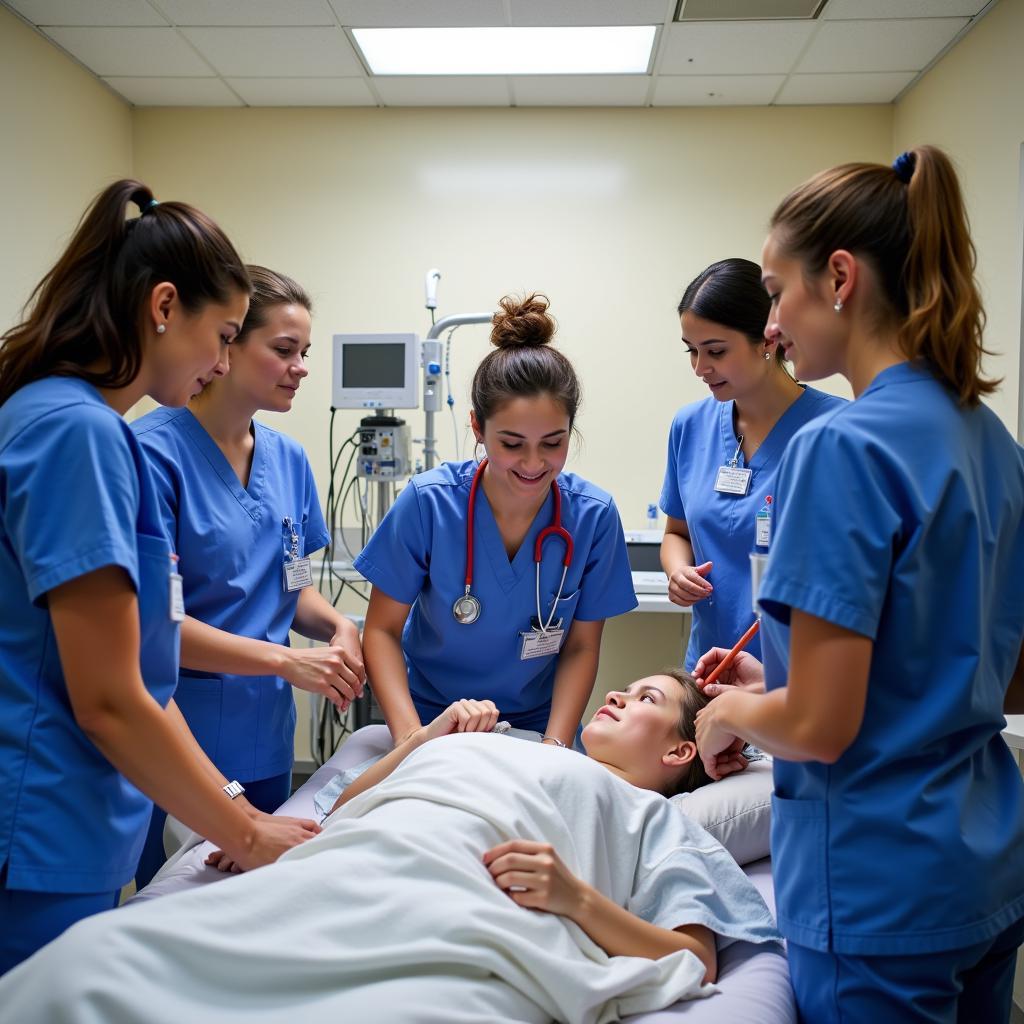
[
  {"x1": 283, "y1": 556, "x2": 313, "y2": 592},
  {"x1": 755, "y1": 512, "x2": 771, "y2": 547},
  {"x1": 714, "y1": 465, "x2": 752, "y2": 496},
  {"x1": 169, "y1": 571, "x2": 185, "y2": 622},
  {"x1": 520, "y1": 627, "x2": 565, "y2": 660}
]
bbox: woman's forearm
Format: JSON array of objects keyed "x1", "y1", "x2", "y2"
[
  {"x1": 544, "y1": 622, "x2": 603, "y2": 746},
  {"x1": 363, "y1": 625, "x2": 421, "y2": 741},
  {"x1": 180, "y1": 615, "x2": 286, "y2": 677},
  {"x1": 330, "y1": 729, "x2": 425, "y2": 812},
  {"x1": 292, "y1": 587, "x2": 357, "y2": 646},
  {"x1": 572, "y1": 884, "x2": 717, "y2": 982},
  {"x1": 660, "y1": 530, "x2": 694, "y2": 576}
]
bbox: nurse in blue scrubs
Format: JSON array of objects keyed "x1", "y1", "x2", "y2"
[
  {"x1": 132, "y1": 267, "x2": 363, "y2": 886},
  {"x1": 694, "y1": 147, "x2": 1024, "y2": 1022},
  {"x1": 0, "y1": 182, "x2": 317, "y2": 974},
  {"x1": 660, "y1": 258, "x2": 844, "y2": 670},
  {"x1": 356, "y1": 293, "x2": 637, "y2": 748}
]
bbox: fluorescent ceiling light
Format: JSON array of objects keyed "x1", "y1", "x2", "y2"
[{"x1": 353, "y1": 26, "x2": 656, "y2": 76}]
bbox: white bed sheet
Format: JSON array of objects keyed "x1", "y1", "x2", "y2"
[{"x1": 133, "y1": 726, "x2": 795, "y2": 1023}]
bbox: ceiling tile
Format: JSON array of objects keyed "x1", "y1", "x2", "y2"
[
  {"x1": 652, "y1": 74, "x2": 785, "y2": 105},
  {"x1": 660, "y1": 21, "x2": 816, "y2": 75},
  {"x1": 227, "y1": 76, "x2": 376, "y2": 105},
  {"x1": 511, "y1": 75, "x2": 650, "y2": 105},
  {"x1": 510, "y1": 0, "x2": 669, "y2": 26},
  {"x1": 373, "y1": 75, "x2": 510, "y2": 105},
  {"x1": 153, "y1": 0, "x2": 336, "y2": 26},
  {"x1": 821, "y1": 0, "x2": 986, "y2": 19},
  {"x1": 180, "y1": 26, "x2": 363, "y2": 76},
  {"x1": 102, "y1": 76, "x2": 242, "y2": 105},
  {"x1": 329, "y1": 0, "x2": 507, "y2": 28},
  {"x1": 42, "y1": 26, "x2": 213, "y2": 75},
  {"x1": 798, "y1": 18, "x2": 969, "y2": 72},
  {"x1": 776, "y1": 70, "x2": 917, "y2": 104},
  {"x1": 2, "y1": 0, "x2": 167, "y2": 25}
]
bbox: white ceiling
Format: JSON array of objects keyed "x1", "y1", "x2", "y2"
[{"x1": 0, "y1": 0, "x2": 997, "y2": 108}]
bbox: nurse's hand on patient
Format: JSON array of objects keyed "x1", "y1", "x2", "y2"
[
  {"x1": 420, "y1": 699, "x2": 500, "y2": 743},
  {"x1": 693, "y1": 648, "x2": 765, "y2": 697},
  {"x1": 484, "y1": 840, "x2": 583, "y2": 918},
  {"x1": 205, "y1": 813, "x2": 320, "y2": 873},
  {"x1": 695, "y1": 697, "x2": 746, "y2": 781},
  {"x1": 668, "y1": 562, "x2": 714, "y2": 607},
  {"x1": 280, "y1": 644, "x2": 365, "y2": 714}
]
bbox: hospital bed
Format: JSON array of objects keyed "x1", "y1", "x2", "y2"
[{"x1": 133, "y1": 726, "x2": 795, "y2": 1023}]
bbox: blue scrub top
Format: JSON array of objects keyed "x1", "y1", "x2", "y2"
[
  {"x1": 355, "y1": 460, "x2": 637, "y2": 728},
  {"x1": 659, "y1": 386, "x2": 844, "y2": 668},
  {"x1": 133, "y1": 408, "x2": 330, "y2": 781},
  {"x1": 759, "y1": 362, "x2": 1024, "y2": 956},
  {"x1": 0, "y1": 378, "x2": 179, "y2": 894}
]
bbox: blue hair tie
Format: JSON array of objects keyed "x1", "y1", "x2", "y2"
[{"x1": 892, "y1": 152, "x2": 915, "y2": 184}]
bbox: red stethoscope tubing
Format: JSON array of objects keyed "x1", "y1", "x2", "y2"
[{"x1": 464, "y1": 459, "x2": 573, "y2": 590}]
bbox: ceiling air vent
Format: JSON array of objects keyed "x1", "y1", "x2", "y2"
[{"x1": 676, "y1": 0, "x2": 826, "y2": 20}]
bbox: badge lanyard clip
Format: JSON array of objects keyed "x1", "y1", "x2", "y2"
[{"x1": 282, "y1": 516, "x2": 313, "y2": 591}]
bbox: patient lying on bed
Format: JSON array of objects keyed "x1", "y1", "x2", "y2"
[{"x1": 0, "y1": 671, "x2": 779, "y2": 1024}]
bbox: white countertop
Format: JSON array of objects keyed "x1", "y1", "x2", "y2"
[{"x1": 1004, "y1": 715, "x2": 1024, "y2": 751}]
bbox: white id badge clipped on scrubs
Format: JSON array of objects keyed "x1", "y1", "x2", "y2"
[
  {"x1": 169, "y1": 554, "x2": 185, "y2": 623},
  {"x1": 520, "y1": 626, "x2": 565, "y2": 660},
  {"x1": 714, "y1": 437, "x2": 752, "y2": 496},
  {"x1": 282, "y1": 516, "x2": 313, "y2": 592}
]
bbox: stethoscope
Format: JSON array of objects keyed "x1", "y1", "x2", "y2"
[{"x1": 453, "y1": 458, "x2": 574, "y2": 628}]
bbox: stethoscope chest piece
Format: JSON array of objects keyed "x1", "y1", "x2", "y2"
[{"x1": 453, "y1": 589, "x2": 482, "y2": 625}]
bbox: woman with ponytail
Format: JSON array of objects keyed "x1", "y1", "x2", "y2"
[
  {"x1": 0, "y1": 182, "x2": 317, "y2": 973},
  {"x1": 355, "y1": 293, "x2": 636, "y2": 749},
  {"x1": 693, "y1": 147, "x2": 1024, "y2": 1021}
]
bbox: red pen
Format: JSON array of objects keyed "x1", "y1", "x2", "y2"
[{"x1": 703, "y1": 619, "x2": 760, "y2": 688}]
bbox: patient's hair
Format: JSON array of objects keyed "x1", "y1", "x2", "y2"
[{"x1": 662, "y1": 668, "x2": 713, "y2": 796}]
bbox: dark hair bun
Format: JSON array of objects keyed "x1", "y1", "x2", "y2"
[{"x1": 490, "y1": 292, "x2": 556, "y2": 349}]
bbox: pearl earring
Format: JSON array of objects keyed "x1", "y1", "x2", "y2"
[
  {"x1": 833, "y1": 299, "x2": 843, "y2": 313},
  {"x1": 764, "y1": 351, "x2": 772, "y2": 361},
  {"x1": 156, "y1": 323, "x2": 166, "y2": 334}
]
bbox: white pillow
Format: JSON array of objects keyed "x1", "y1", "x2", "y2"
[{"x1": 670, "y1": 757, "x2": 773, "y2": 866}]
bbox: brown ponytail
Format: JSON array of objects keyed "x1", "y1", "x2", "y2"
[
  {"x1": 770, "y1": 145, "x2": 995, "y2": 405},
  {"x1": 0, "y1": 179, "x2": 250, "y2": 407}
]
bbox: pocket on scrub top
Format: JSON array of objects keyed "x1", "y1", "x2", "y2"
[
  {"x1": 548, "y1": 588, "x2": 581, "y2": 627},
  {"x1": 174, "y1": 676, "x2": 223, "y2": 758},
  {"x1": 770, "y1": 794, "x2": 830, "y2": 939}
]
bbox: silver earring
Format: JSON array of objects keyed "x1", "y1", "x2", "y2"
[
  {"x1": 764, "y1": 351, "x2": 772, "y2": 361},
  {"x1": 156, "y1": 323, "x2": 166, "y2": 334},
  {"x1": 833, "y1": 299, "x2": 843, "y2": 313}
]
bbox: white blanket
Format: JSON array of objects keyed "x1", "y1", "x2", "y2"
[{"x1": 0, "y1": 734, "x2": 778, "y2": 1024}]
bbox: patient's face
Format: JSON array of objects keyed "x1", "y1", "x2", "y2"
[{"x1": 582, "y1": 675, "x2": 686, "y2": 764}]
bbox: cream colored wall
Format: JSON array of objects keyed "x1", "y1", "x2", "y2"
[
  {"x1": 133, "y1": 105, "x2": 882, "y2": 756},
  {"x1": 0, "y1": 6, "x2": 131, "y2": 333},
  {"x1": 894, "y1": 0, "x2": 1024, "y2": 436}
]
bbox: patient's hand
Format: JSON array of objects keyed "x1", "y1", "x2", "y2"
[
  {"x1": 421, "y1": 699, "x2": 500, "y2": 742},
  {"x1": 484, "y1": 840, "x2": 583, "y2": 918},
  {"x1": 693, "y1": 648, "x2": 765, "y2": 698}
]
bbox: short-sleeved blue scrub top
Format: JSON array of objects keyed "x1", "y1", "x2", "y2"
[
  {"x1": 0, "y1": 378, "x2": 180, "y2": 893},
  {"x1": 758, "y1": 362, "x2": 1024, "y2": 955},
  {"x1": 132, "y1": 408, "x2": 330, "y2": 782},
  {"x1": 354, "y1": 460, "x2": 637, "y2": 729},
  {"x1": 659, "y1": 386, "x2": 844, "y2": 668}
]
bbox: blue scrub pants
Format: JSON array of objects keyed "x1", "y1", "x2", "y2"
[
  {"x1": 788, "y1": 914, "x2": 1024, "y2": 1023},
  {"x1": 133, "y1": 771, "x2": 292, "y2": 890},
  {"x1": 0, "y1": 868, "x2": 118, "y2": 977}
]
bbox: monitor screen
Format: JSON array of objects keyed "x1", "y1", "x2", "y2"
[
  {"x1": 342, "y1": 342, "x2": 406, "y2": 388},
  {"x1": 626, "y1": 541, "x2": 662, "y2": 573}
]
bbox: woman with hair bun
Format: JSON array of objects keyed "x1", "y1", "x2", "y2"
[
  {"x1": 355, "y1": 293, "x2": 636, "y2": 748},
  {"x1": 0, "y1": 183, "x2": 317, "y2": 973},
  {"x1": 694, "y1": 146, "x2": 1024, "y2": 1021},
  {"x1": 660, "y1": 257, "x2": 844, "y2": 674}
]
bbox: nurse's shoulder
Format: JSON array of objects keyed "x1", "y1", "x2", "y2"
[
  {"x1": 667, "y1": 394, "x2": 722, "y2": 440},
  {"x1": 556, "y1": 469, "x2": 619, "y2": 516}
]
